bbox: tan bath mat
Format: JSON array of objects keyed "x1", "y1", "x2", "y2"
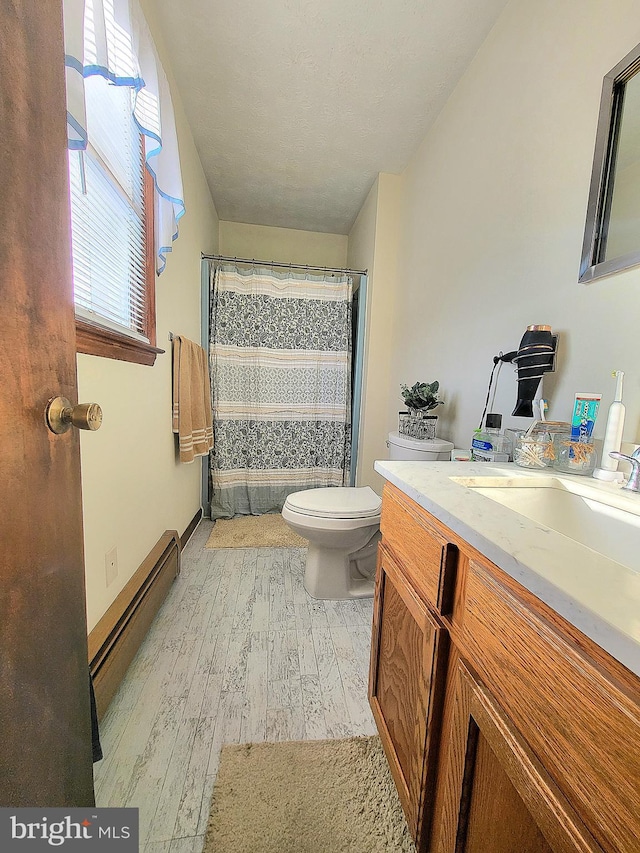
[
  {"x1": 205, "y1": 513, "x2": 308, "y2": 549},
  {"x1": 204, "y1": 736, "x2": 414, "y2": 853}
]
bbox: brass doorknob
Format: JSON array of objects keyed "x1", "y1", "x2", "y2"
[{"x1": 45, "y1": 396, "x2": 103, "y2": 434}]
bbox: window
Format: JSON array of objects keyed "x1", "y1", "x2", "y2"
[
  {"x1": 64, "y1": 0, "x2": 185, "y2": 347},
  {"x1": 68, "y1": 74, "x2": 161, "y2": 366}
]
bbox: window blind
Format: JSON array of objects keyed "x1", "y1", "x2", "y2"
[{"x1": 68, "y1": 74, "x2": 148, "y2": 340}]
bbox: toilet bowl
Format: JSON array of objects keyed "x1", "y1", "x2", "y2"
[
  {"x1": 282, "y1": 433, "x2": 454, "y2": 601},
  {"x1": 282, "y1": 487, "x2": 382, "y2": 600}
]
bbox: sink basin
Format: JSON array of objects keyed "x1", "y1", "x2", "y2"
[{"x1": 451, "y1": 474, "x2": 640, "y2": 572}]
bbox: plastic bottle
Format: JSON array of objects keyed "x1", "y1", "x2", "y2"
[{"x1": 471, "y1": 414, "x2": 510, "y2": 462}]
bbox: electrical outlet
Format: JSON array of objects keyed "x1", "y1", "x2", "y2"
[{"x1": 105, "y1": 546, "x2": 118, "y2": 587}]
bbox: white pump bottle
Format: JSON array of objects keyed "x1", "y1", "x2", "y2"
[{"x1": 593, "y1": 371, "x2": 625, "y2": 482}]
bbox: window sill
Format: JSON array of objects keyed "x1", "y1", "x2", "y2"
[{"x1": 76, "y1": 317, "x2": 165, "y2": 366}]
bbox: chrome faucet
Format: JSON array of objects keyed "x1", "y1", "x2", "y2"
[{"x1": 609, "y1": 447, "x2": 640, "y2": 493}]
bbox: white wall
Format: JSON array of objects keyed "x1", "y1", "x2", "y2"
[
  {"x1": 388, "y1": 0, "x2": 640, "y2": 455},
  {"x1": 78, "y1": 1, "x2": 219, "y2": 632},
  {"x1": 219, "y1": 221, "x2": 348, "y2": 268},
  {"x1": 348, "y1": 174, "x2": 402, "y2": 491}
]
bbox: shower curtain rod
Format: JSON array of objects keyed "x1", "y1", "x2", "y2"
[{"x1": 201, "y1": 253, "x2": 367, "y2": 276}]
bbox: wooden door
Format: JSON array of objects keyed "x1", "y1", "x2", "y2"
[
  {"x1": 430, "y1": 656, "x2": 603, "y2": 853},
  {"x1": 369, "y1": 543, "x2": 449, "y2": 849},
  {"x1": 0, "y1": 1, "x2": 95, "y2": 805}
]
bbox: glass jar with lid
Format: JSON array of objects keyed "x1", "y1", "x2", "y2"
[
  {"x1": 513, "y1": 435, "x2": 555, "y2": 468},
  {"x1": 513, "y1": 421, "x2": 571, "y2": 469},
  {"x1": 553, "y1": 437, "x2": 597, "y2": 475}
]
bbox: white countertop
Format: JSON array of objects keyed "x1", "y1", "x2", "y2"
[{"x1": 374, "y1": 460, "x2": 640, "y2": 677}]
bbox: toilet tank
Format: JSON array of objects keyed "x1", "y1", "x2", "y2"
[{"x1": 387, "y1": 431, "x2": 453, "y2": 461}]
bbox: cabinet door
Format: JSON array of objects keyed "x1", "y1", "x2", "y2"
[
  {"x1": 369, "y1": 543, "x2": 449, "y2": 848},
  {"x1": 431, "y1": 656, "x2": 603, "y2": 853}
]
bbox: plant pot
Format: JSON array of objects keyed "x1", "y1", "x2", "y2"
[{"x1": 398, "y1": 409, "x2": 438, "y2": 440}]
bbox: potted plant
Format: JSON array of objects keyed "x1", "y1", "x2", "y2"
[
  {"x1": 401, "y1": 381, "x2": 443, "y2": 412},
  {"x1": 399, "y1": 381, "x2": 443, "y2": 439}
]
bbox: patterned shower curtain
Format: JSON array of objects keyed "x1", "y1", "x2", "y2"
[{"x1": 209, "y1": 264, "x2": 352, "y2": 518}]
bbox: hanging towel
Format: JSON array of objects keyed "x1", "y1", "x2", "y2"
[{"x1": 172, "y1": 335, "x2": 214, "y2": 463}]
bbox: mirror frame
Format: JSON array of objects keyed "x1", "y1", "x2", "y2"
[{"x1": 579, "y1": 41, "x2": 640, "y2": 283}]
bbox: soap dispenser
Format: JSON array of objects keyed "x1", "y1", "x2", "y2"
[{"x1": 593, "y1": 371, "x2": 625, "y2": 482}]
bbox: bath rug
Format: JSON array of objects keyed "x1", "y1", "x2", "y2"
[
  {"x1": 205, "y1": 513, "x2": 308, "y2": 549},
  {"x1": 204, "y1": 735, "x2": 414, "y2": 853}
]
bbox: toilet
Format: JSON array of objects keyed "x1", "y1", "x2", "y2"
[{"x1": 282, "y1": 433, "x2": 454, "y2": 600}]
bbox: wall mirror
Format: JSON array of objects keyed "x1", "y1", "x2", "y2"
[{"x1": 579, "y1": 42, "x2": 640, "y2": 283}]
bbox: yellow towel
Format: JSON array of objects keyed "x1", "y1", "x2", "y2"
[{"x1": 172, "y1": 335, "x2": 213, "y2": 464}]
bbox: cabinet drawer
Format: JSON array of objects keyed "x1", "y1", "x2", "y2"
[
  {"x1": 381, "y1": 483, "x2": 457, "y2": 613},
  {"x1": 459, "y1": 558, "x2": 640, "y2": 853}
]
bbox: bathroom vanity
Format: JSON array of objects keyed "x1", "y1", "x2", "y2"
[{"x1": 369, "y1": 461, "x2": 640, "y2": 853}]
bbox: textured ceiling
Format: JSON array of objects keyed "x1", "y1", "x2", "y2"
[{"x1": 151, "y1": 0, "x2": 509, "y2": 234}]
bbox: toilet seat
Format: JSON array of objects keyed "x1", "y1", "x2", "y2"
[{"x1": 284, "y1": 486, "x2": 381, "y2": 519}]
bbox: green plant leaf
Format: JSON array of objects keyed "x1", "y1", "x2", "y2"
[{"x1": 400, "y1": 380, "x2": 443, "y2": 410}]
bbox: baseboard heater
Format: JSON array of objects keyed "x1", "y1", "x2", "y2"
[{"x1": 88, "y1": 530, "x2": 181, "y2": 720}]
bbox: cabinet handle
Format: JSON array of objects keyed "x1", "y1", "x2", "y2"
[{"x1": 440, "y1": 542, "x2": 459, "y2": 616}]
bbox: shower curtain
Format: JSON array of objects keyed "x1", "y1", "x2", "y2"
[{"x1": 209, "y1": 264, "x2": 353, "y2": 518}]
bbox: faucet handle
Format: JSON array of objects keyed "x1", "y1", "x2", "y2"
[
  {"x1": 609, "y1": 446, "x2": 640, "y2": 461},
  {"x1": 609, "y1": 448, "x2": 640, "y2": 492},
  {"x1": 609, "y1": 450, "x2": 631, "y2": 461}
]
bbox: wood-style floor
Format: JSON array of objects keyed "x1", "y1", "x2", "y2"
[{"x1": 94, "y1": 520, "x2": 376, "y2": 852}]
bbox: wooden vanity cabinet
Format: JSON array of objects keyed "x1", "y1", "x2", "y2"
[
  {"x1": 369, "y1": 483, "x2": 640, "y2": 853},
  {"x1": 369, "y1": 485, "x2": 456, "y2": 847},
  {"x1": 431, "y1": 653, "x2": 603, "y2": 853},
  {"x1": 369, "y1": 543, "x2": 449, "y2": 846}
]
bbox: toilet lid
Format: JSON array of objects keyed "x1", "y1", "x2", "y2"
[
  {"x1": 388, "y1": 432, "x2": 454, "y2": 453},
  {"x1": 285, "y1": 486, "x2": 381, "y2": 519}
]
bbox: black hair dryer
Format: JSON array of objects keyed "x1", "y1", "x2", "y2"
[{"x1": 501, "y1": 325, "x2": 557, "y2": 417}]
